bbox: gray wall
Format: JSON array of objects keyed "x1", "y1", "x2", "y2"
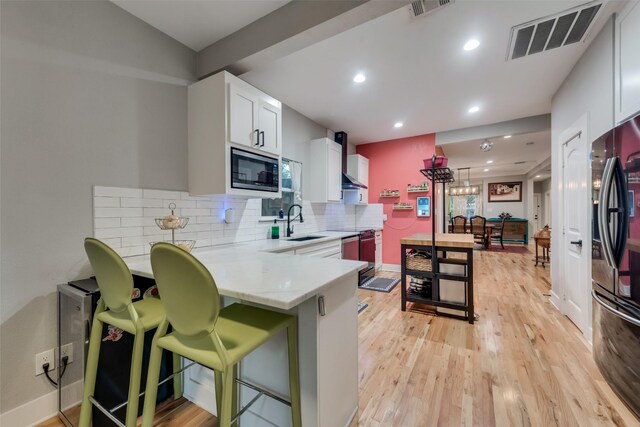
[{"x1": 0, "y1": 0, "x2": 196, "y2": 414}]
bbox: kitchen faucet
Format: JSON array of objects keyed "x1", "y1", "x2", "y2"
[{"x1": 286, "y1": 204, "x2": 303, "y2": 237}]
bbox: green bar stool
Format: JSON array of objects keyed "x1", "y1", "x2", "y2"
[
  {"x1": 142, "y1": 242, "x2": 302, "y2": 427},
  {"x1": 79, "y1": 238, "x2": 182, "y2": 427}
]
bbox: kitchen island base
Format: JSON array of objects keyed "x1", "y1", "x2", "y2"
[
  {"x1": 181, "y1": 272, "x2": 359, "y2": 427},
  {"x1": 400, "y1": 234, "x2": 475, "y2": 324}
]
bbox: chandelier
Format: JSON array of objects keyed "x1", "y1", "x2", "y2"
[{"x1": 448, "y1": 168, "x2": 479, "y2": 196}]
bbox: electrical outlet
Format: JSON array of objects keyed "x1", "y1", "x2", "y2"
[
  {"x1": 35, "y1": 349, "x2": 55, "y2": 376},
  {"x1": 60, "y1": 343, "x2": 74, "y2": 364}
]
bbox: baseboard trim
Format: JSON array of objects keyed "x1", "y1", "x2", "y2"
[
  {"x1": 1, "y1": 388, "x2": 58, "y2": 427},
  {"x1": 550, "y1": 290, "x2": 562, "y2": 312},
  {"x1": 381, "y1": 263, "x2": 401, "y2": 272}
]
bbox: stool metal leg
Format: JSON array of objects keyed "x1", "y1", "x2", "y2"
[
  {"x1": 79, "y1": 300, "x2": 106, "y2": 427},
  {"x1": 287, "y1": 321, "x2": 302, "y2": 427}
]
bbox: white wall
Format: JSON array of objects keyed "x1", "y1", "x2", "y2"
[
  {"x1": 482, "y1": 175, "x2": 529, "y2": 219},
  {"x1": 0, "y1": 0, "x2": 197, "y2": 418},
  {"x1": 550, "y1": 16, "x2": 616, "y2": 336}
]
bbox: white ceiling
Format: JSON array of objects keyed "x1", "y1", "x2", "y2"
[
  {"x1": 112, "y1": 0, "x2": 289, "y2": 51},
  {"x1": 442, "y1": 130, "x2": 551, "y2": 179},
  {"x1": 241, "y1": 0, "x2": 612, "y2": 144}
]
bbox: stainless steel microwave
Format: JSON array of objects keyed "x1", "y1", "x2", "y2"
[{"x1": 230, "y1": 147, "x2": 279, "y2": 193}]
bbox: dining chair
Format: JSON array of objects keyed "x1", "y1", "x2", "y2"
[
  {"x1": 490, "y1": 217, "x2": 507, "y2": 249},
  {"x1": 142, "y1": 242, "x2": 301, "y2": 427},
  {"x1": 469, "y1": 215, "x2": 487, "y2": 247},
  {"x1": 451, "y1": 216, "x2": 467, "y2": 234},
  {"x1": 79, "y1": 238, "x2": 181, "y2": 427}
]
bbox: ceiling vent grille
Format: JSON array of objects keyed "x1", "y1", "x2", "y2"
[
  {"x1": 409, "y1": 0, "x2": 454, "y2": 18},
  {"x1": 507, "y1": 1, "x2": 602, "y2": 60}
]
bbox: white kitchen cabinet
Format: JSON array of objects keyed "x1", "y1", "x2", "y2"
[
  {"x1": 308, "y1": 138, "x2": 343, "y2": 203},
  {"x1": 375, "y1": 230, "x2": 382, "y2": 270},
  {"x1": 316, "y1": 273, "x2": 358, "y2": 427},
  {"x1": 295, "y1": 240, "x2": 342, "y2": 258},
  {"x1": 346, "y1": 154, "x2": 369, "y2": 204},
  {"x1": 615, "y1": 0, "x2": 640, "y2": 124},
  {"x1": 188, "y1": 71, "x2": 282, "y2": 197}
]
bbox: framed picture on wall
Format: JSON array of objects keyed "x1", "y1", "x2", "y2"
[
  {"x1": 630, "y1": 190, "x2": 635, "y2": 218},
  {"x1": 417, "y1": 197, "x2": 431, "y2": 217},
  {"x1": 488, "y1": 181, "x2": 522, "y2": 203}
]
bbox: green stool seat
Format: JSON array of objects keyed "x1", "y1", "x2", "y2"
[
  {"x1": 97, "y1": 298, "x2": 164, "y2": 334},
  {"x1": 142, "y1": 242, "x2": 302, "y2": 427},
  {"x1": 158, "y1": 303, "x2": 293, "y2": 372},
  {"x1": 79, "y1": 238, "x2": 182, "y2": 427}
]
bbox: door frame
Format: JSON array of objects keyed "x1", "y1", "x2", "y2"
[
  {"x1": 533, "y1": 193, "x2": 542, "y2": 231},
  {"x1": 553, "y1": 114, "x2": 592, "y2": 339}
]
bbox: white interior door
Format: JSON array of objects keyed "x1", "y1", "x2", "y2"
[
  {"x1": 534, "y1": 193, "x2": 542, "y2": 231},
  {"x1": 562, "y1": 130, "x2": 589, "y2": 332}
]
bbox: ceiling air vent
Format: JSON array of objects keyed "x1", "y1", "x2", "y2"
[
  {"x1": 507, "y1": 1, "x2": 602, "y2": 60},
  {"x1": 409, "y1": 0, "x2": 454, "y2": 18},
  {"x1": 514, "y1": 161, "x2": 527, "y2": 165}
]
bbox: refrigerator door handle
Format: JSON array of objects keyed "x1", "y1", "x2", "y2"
[
  {"x1": 611, "y1": 157, "x2": 629, "y2": 268},
  {"x1": 599, "y1": 158, "x2": 616, "y2": 268},
  {"x1": 593, "y1": 290, "x2": 640, "y2": 327}
]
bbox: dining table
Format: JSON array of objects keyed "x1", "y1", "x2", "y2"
[{"x1": 447, "y1": 224, "x2": 494, "y2": 248}]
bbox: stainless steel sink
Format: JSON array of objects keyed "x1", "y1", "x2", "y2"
[{"x1": 287, "y1": 236, "x2": 325, "y2": 242}]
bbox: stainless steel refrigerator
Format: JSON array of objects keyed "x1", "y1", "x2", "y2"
[{"x1": 592, "y1": 112, "x2": 640, "y2": 419}]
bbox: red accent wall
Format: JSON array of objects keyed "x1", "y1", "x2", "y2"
[{"x1": 356, "y1": 134, "x2": 436, "y2": 265}]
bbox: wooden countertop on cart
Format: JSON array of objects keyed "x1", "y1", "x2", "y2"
[{"x1": 400, "y1": 233, "x2": 475, "y2": 248}]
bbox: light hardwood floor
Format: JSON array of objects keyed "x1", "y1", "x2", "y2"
[{"x1": 40, "y1": 247, "x2": 638, "y2": 427}]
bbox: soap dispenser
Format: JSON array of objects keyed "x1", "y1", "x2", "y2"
[{"x1": 271, "y1": 220, "x2": 280, "y2": 239}]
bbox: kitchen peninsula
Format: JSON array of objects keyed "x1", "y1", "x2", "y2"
[{"x1": 124, "y1": 233, "x2": 366, "y2": 427}]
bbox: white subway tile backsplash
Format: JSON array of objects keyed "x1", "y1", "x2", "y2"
[
  {"x1": 95, "y1": 207, "x2": 143, "y2": 218},
  {"x1": 95, "y1": 226, "x2": 144, "y2": 239},
  {"x1": 166, "y1": 200, "x2": 197, "y2": 209},
  {"x1": 120, "y1": 198, "x2": 145, "y2": 208},
  {"x1": 143, "y1": 189, "x2": 182, "y2": 200},
  {"x1": 182, "y1": 208, "x2": 212, "y2": 217},
  {"x1": 94, "y1": 197, "x2": 120, "y2": 208},
  {"x1": 93, "y1": 186, "x2": 385, "y2": 258},
  {"x1": 196, "y1": 200, "x2": 224, "y2": 209},
  {"x1": 121, "y1": 217, "x2": 149, "y2": 227},
  {"x1": 95, "y1": 218, "x2": 121, "y2": 229},
  {"x1": 141, "y1": 199, "x2": 165, "y2": 208}
]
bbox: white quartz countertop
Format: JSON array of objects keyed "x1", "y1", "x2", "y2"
[{"x1": 124, "y1": 231, "x2": 368, "y2": 310}]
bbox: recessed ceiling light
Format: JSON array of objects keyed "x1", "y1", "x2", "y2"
[
  {"x1": 535, "y1": 175, "x2": 541, "y2": 178},
  {"x1": 353, "y1": 73, "x2": 366, "y2": 83},
  {"x1": 504, "y1": 135, "x2": 512, "y2": 139},
  {"x1": 486, "y1": 160, "x2": 494, "y2": 164},
  {"x1": 484, "y1": 168, "x2": 490, "y2": 172},
  {"x1": 463, "y1": 39, "x2": 480, "y2": 51},
  {"x1": 468, "y1": 106, "x2": 480, "y2": 113},
  {"x1": 394, "y1": 122, "x2": 403, "y2": 128}
]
